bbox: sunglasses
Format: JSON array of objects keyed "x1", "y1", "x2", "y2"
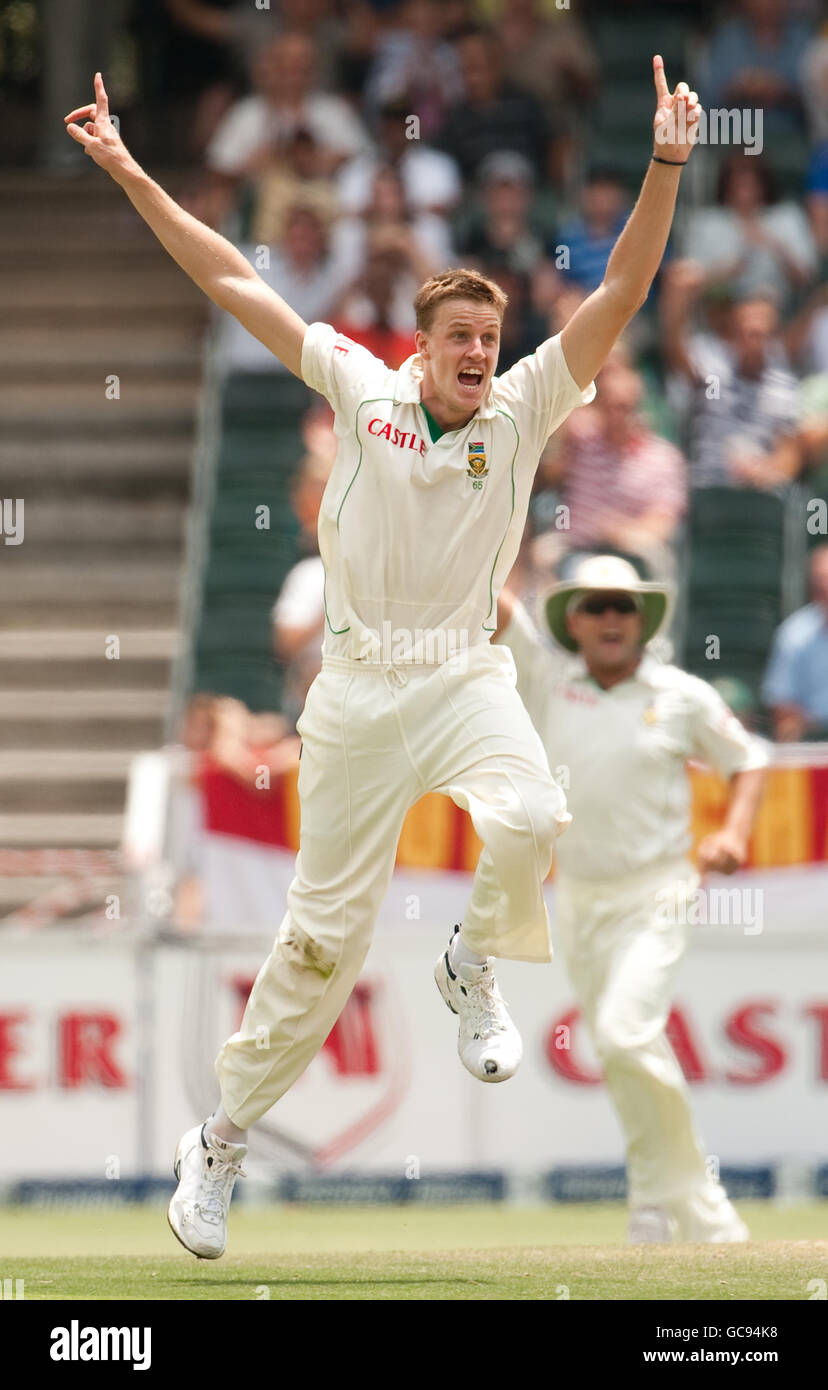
[{"x1": 577, "y1": 595, "x2": 640, "y2": 616}]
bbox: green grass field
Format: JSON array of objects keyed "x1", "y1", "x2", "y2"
[{"x1": 3, "y1": 1202, "x2": 828, "y2": 1300}]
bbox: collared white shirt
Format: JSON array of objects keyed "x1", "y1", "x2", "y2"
[
  {"x1": 501, "y1": 599, "x2": 770, "y2": 882},
  {"x1": 301, "y1": 322, "x2": 595, "y2": 663}
]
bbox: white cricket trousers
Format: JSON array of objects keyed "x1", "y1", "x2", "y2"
[
  {"x1": 555, "y1": 858, "x2": 738, "y2": 1234},
  {"x1": 216, "y1": 642, "x2": 569, "y2": 1129}
]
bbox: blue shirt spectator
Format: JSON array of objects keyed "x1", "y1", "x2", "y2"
[
  {"x1": 701, "y1": 1, "x2": 812, "y2": 136},
  {"x1": 762, "y1": 545, "x2": 828, "y2": 739},
  {"x1": 806, "y1": 142, "x2": 828, "y2": 198},
  {"x1": 553, "y1": 168, "x2": 628, "y2": 294}
]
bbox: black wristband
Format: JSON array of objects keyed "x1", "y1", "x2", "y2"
[{"x1": 651, "y1": 154, "x2": 686, "y2": 167}]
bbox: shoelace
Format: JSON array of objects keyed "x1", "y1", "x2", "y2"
[
  {"x1": 197, "y1": 1154, "x2": 247, "y2": 1226},
  {"x1": 462, "y1": 971, "x2": 508, "y2": 1037}
]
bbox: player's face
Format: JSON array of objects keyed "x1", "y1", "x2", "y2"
[
  {"x1": 416, "y1": 299, "x2": 501, "y2": 427},
  {"x1": 566, "y1": 592, "x2": 644, "y2": 676}
]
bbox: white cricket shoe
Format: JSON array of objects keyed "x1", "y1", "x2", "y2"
[
  {"x1": 167, "y1": 1121, "x2": 247, "y2": 1259},
  {"x1": 628, "y1": 1206, "x2": 676, "y2": 1244},
  {"x1": 434, "y1": 930, "x2": 523, "y2": 1083}
]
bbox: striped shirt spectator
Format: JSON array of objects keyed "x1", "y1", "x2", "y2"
[{"x1": 553, "y1": 363, "x2": 686, "y2": 575}]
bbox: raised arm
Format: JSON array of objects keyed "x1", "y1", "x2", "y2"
[
  {"x1": 561, "y1": 55, "x2": 700, "y2": 390},
  {"x1": 65, "y1": 74, "x2": 307, "y2": 378}
]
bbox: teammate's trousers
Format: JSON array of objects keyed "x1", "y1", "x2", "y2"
[
  {"x1": 555, "y1": 858, "x2": 732, "y2": 1224},
  {"x1": 216, "y1": 642, "x2": 569, "y2": 1129}
]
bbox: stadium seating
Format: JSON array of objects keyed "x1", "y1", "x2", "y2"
[
  {"x1": 682, "y1": 488, "x2": 787, "y2": 706},
  {"x1": 192, "y1": 372, "x2": 313, "y2": 711},
  {"x1": 586, "y1": 11, "x2": 691, "y2": 185}
]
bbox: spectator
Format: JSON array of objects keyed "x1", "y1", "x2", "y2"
[
  {"x1": 250, "y1": 127, "x2": 337, "y2": 247},
  {"x1": 434, "y1": 26, "x2": 548, "y2": 181},
  {"x1": 662, "y1": 289, "x2": 801, "y2": 492},
  {"x1": 805, "y1": 140, "x2": 828, "y2": 257},
  {"x1": 331, "y1": 164, "x2": 453, "y2": 290},
  {"x1": 553, "y1": 167, "x2": 630, "y2": 296},
  {"x1": 202, "y1": 31, "x2": 372, "y2": 226},
  {"x1": 534, "y1": 360, "x2": 686, "y2": 582},
  {"x1": 680, "y1": 153, "x2": 818, "y2": 312},
  {"x1": 783, "y1": 282, "x2": 828, "y2": 373},
  {"x1": 796, "y1": 370, "x2": 828, "y2": 485},
  {"x1": 333, "y1": 246, "x2": 418, "y2": 368},
  {"x1": 337, "y1": 97, "x2": 461, "y2": 219},
  {"x1": 208, "y1": 698, "x2": 299, "y2": 786},
  {"x1": 701, "y1": 0, "x2": 812, "y2": 136},
  {"x1": 456, "y1": 151, "x2": 546, "y2": 277},
  {"x1": 495, "y1": 0, "x2": 597, "y2": 115},
  {"x1": 165, "y1": 0, "x2": 344, "y2": 89},
  {"x1": 272, "y1": 453, "x2": 332, "y2": 725},
  {"x1": 762, "y1": 543, "x2": 828, "y2": 740},
  {"x1": 494, "y1": 0, "x2": 597, "y2": 184},
  {"x1": 800, "y1": 15, "x2": 828, "y2": 143},
  {"x1": 478, "y1": 263, "x2": 548, "y2": 374},
  {"x1": 362, "y1": 0, "x2": 460, "y2": 139},
  {"x1": 217, "y1": 204, "x2": 351, "y2": 374}
]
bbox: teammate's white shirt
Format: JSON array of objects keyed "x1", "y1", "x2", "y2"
[
  {"x1": 301, "y1": 322, "x2": 596, "y2": 663},
  {"x1": 501, "y1": 599, "x2": 770, "y2": 881}
]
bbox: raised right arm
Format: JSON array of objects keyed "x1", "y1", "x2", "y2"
[{"x1": 65, "y1": 73, "x2": 307, "y2": 378}]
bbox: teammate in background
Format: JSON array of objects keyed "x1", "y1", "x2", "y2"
[
  {"x1": 66, "y1": 62, "x2": 701, "y2": 1258},
  {"x1": 496, "y1": 557, "x2": 768, "y2": 1243}
]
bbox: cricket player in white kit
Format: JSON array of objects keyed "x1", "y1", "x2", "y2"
[
  {"x1": 497, "y1": 557, "x2": 769, "y2": 1243},
  {"x1": 66, "y1": 59, "x2": 702, "y2": 1257}
]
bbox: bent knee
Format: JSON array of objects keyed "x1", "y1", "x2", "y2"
[{"x1": 500, "y1": 792, "x2": 566, "y2": 862}]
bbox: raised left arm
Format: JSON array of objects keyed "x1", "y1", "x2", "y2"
[{"x1": 561, "y1": 55, "x2": 701, "y2": 390}]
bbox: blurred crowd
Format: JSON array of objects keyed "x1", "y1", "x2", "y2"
[{"x1": 39, "y1": 0, "x2": 828, "y2": 745}]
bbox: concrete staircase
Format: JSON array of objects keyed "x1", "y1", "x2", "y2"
[{"x1": 0, "y1": 171, "x2": 208, "y2": 910}]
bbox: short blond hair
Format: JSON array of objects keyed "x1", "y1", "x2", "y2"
[{"x1": 413, "y1": 267, "x2": 508, "y2": 334}]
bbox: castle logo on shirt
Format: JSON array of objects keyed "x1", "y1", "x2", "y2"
[{"x1": 467, "y1": 443, "x2": 488, "y2": 488}]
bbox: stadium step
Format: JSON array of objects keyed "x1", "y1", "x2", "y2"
[
  {"x1": 0, "y1": 169, "x2": 206, "y2": 887},
  {"x1": 0, "y1": 690, "x2": 167, "y2": 751},
  {"x1": 8, "y1": 498, "x2": 186, "y2": 546},
  {"x1": 0, "y1": 631, "x2": 177, "y2": 689},
  {"x1": 1, "y1": 438, "x2": 193, "y2": 490},
  {"x1": 0, "y1": 563, "x2": 181, "y2": 603}
]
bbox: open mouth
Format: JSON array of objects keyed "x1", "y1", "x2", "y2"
[{"x1": 457, "y1": 368, "x2": 484, "y2": 392}]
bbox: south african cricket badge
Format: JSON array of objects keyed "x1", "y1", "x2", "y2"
[{"x1": 467, "y1": 442, "x2": 488, "y2": 489}]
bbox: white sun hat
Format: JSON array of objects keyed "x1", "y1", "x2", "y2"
[{"x1": 539, "y1": 554, "x2": 674, "y2": 653}]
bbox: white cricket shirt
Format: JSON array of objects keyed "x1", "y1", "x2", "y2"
[
  {"x1": 301, "y1": 322, "x2": 595, "y2": 663},
  {"x1": 501, "y1": 599, "x2": 770, "y2": 881}
]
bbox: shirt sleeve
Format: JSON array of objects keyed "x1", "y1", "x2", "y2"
[
  {"x1": 301, "y1": 321, "x2": 389, "y2": 423},
  {"x1": 761, "y1": 616, "x2": 802, "y2": 706},
  {"x1": 494, "y1": 332, "x2": 597, "y2": 460},
  {"x1": 496, "y1": 598, "x2": 560, "y2": 728},
  {"x1": 687, "y1": 675, "x2": 770, "y2": 776}
]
